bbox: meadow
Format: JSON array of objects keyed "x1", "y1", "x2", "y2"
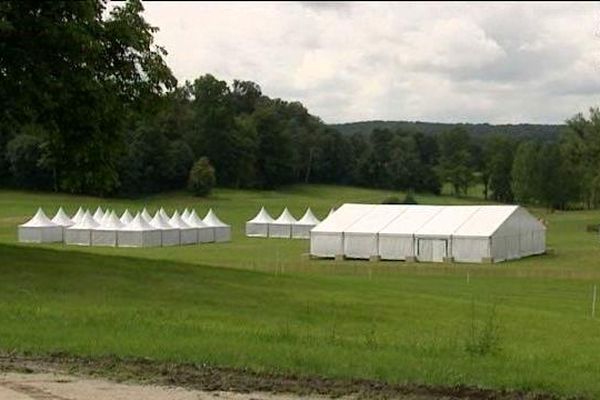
[{"x1": 1, "y1": 185, "x2": 600, "y2": 397}]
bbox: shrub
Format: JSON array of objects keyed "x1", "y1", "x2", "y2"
[
  {"x1": 381, "y1": 195, "x2": 401, "y2": 204},
  {"x1": 403, "y1": 190, "x2": 418, "y2": 204},
  {"x1": 188, "y1": 157, "x2": 216, "y2": 196}
]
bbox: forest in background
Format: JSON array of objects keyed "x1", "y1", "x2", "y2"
[{"x1": 2, "y1": 0, "x2": 600, "y2": 210}]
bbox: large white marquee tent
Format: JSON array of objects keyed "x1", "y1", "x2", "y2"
[
  {"x1": 310, "y1": 204, "x2": 546, "y2": 263},
  {"x1": 18, "y1": 208, "x2": 63, "y2": 243}
]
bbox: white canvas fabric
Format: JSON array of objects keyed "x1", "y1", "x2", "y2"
[
  {"x1": 117, "y1": 212, "x2": 161, "y2": 247},
  {"x1": 204, "y1": 209, "x2": 231, "y2": 242},
  {"x1": 71, "y1": 207, "x2": 85, "y2": 224},
  {"x1": 169, "y1": 211, "x2": 197, "y2": 245},
  {"x1": 310, "y1": 204, "x2": 375, "y2": 258},
  {"x1": 120, "y1": 209, "x2": 133, "y2": 225},
  {"x1": 181, "y1": 208, "x2": 190, "y2": 221},
  {"x1": 99, "y1": 209, "x2": 112, "y2": 226},
  {"x1": 92, "y1": 210, "x2": 124, "y2": 247},
  {"x1": 159, "y1": 207, "x2": 170, "y2": 221},
  {"x1": 92, "y1": 207, "x2": 105, "y2": 224},
  {"x1": 149, "y1": 212, "x2": 180, "y2": 246},
  {"x1": 140, "y1": 208, "x2": 152, "y2": 223},
  {"x1": 378, "y1": 206, "x2": 443, "y2": 260},
  {"x1": 18, "y1": 208, "x2": 63, "y2": 243},
  {"x1": 185, "y1": 210, "x2": 215, "y2": 243},
  {"x1": 292, "y1": 208, "x2": 321, "y2": 239},
  {"x1": 51, "y1": 207, "x2": 75, "y2": 240},
  {"x1": 343, "y1": 205, "x2": 407, "y2": 259},
  {"x1": 246, "y1": 207, "x2": 274, "y2": 237},
  {"x1": 65, "y1": 210, "x2": 99, "y2": 246},
  {"x1": 269, "y1": 208, "x2": 297, "y2": 238}
]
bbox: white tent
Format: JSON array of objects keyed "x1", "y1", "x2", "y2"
[
  {"x1": 149, "y1": 211, "x2": 180, "y2": 246},
  {"x1": 91, "y1": 210, "x2": 124, "y2": 246},
  {"x1": 378, "y1": 206, "x2": 443, "y2": 261},
  {"x1": 117, "y1": 212, "x2": 161, "y2": 247},
  {"x1": 185, "y1": 210, "x2": 215, "y2": 243},
  {"x1": 169, "y1": 211, "x2": 197, "y2": 245},
  {"x1": 310, "y1": 204, "x2": 375, "y2": 258},
  {"x1": 343, "y1": 205, "x2": 407, "y2": 259},
  {"x1": 204, "y1": 209, "x2": 231, "y2": 242},
  {"x1": 269, "y1": 208, "x2": 297, "y2": 238},
  {"x1": 18, "y1": 208, "x2": 63, "y2": 243},
  {"x1": 159, "y1": 207, "x2": 170, "y2": 221},
  {"x1": 141, "y1": 208, "x2": 152, "y2": 223},
  {"x1": 65, "y1": 210, "x2": 99, "y2": 246},
  {"x1": 71, "y1": 207, "x2": 85, "y2": 224},
  {"x1": 92, "y1": 207, "x2": 105, "y2": 224},
  {"x1": 120, "y1": 209, "x2": 133, "y2": 225},
  {"x1": 246, "y1": 207, "x2": 274, "y2": 237},
  {"x1": 181, "y1": 208, "x2": 190, "y2": 221},
  {"x1": 99, "y1": 209, "x2": 112, "y2": 226},
  {"x1": 51, "y1": 207, "x2": 75, "y2": 238},
  {"x1": 292, "y1": 208, "x2": 320, "y2": 239}
]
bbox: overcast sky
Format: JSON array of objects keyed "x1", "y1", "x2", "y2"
[{"x1": 130, "y1": 1, "x2": 600, "y2": 124}]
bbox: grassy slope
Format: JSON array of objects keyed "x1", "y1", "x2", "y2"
[{"x1": 1, "y1": 185, "x2": 600, "y2": 396}]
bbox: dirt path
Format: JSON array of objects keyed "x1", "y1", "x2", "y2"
[{"x1": 0, "y1": 354, "x2": 568, "y2": 400}]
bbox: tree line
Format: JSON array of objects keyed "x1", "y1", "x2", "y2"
[{"x1": 1, "y1": 1, "x2": 599, "y2": 210}]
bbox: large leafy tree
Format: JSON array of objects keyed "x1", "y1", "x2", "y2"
[
  {"x1": 436, "y1": 127, "x2": 473, "y2": 196},
  {"x1": 0, "y1": 0, "x2": 175, "y2": 194}
]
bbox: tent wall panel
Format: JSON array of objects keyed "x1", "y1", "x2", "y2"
[
  {"x1": 65, "y1": 230, "x2": 93, "y2": 246},
  {"x1": 417, "y1": 238, "x2": 447, "y2": 262},
  {"x1": 344, "y1": 233, "x2": 378, "y2": 259},
  {"x1": 452, "y1": 237, "x2": 490, "y2": 263},
  {"x1": 268, "y1": 224, "x2": 291, "y2": 238},
  {"x1": 214, "y1": 227, "x2": 231, "y2": 242},
  {"x1": 246, "y1": 223, "x2": 269, "y2": 237},
  {"x1": 18, "y1": 226, "x2": 63, "y2": 243},
  {"x1": 292, "y1": 225, "x2": 312, "y2": 239},
  {"x1": 159, "y1": 229, "x2": 180, "y2": 246},
  {"x1": 179, "y1": 228, "x2": 198, "y2": 245},
  {"x1": 117, "y1": 231, "x2": 161, "y2": 247},
  {"x1": 310, "y1": 232, "x2": 343, "y2": 258},
  {"x1": 378, "y1": 234, "x2": 414, "y2": 260},
  {"x1": 91, "y1": 230, "x2": 118, "y2": 247},
  {"x1": 197, "y1": 227, "x2": 215, "y2": 243}
]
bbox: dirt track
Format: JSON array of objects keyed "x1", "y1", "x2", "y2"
[{"x1": 0, "y1": 354, "x2": 571, "y2": 400}]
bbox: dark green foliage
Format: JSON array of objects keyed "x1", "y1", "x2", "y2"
[
  {"x1": 6, "y1": 132, "x2": 52, "y2": 189},
  {"x1": 381, "y1": 196, "x2": 400, "y2": 204},
  {"x1": 188, "y1": 157, "x2": 216, "y2": 196},
  {"x1": 436, "y1": 128, "x2": 473, "y2": 196},
  {"x1": 402, "y1": 190, "x2": 418, "y2": 204},
  {"x1": 484, "y1": 136, "x2": 515, "y2": 203}
]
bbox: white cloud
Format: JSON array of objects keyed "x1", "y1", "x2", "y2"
[{"x1": 125, "y1": 1, "x2": 600, "y2": 124}]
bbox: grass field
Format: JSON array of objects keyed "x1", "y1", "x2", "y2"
[{"x1": 2, "y1": 185, "x2": 600, "y2": 397}]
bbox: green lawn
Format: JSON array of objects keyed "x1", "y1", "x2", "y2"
[{"x1": 1, "y1": 185, "x2": 600, "y2": 397}]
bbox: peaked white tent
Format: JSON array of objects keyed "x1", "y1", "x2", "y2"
[
  {"x1": 120, "y1": 209, "x2": 133, "y2": 225},
  {"x1": 159, "y1": 207, "x2": 170, "y2": 221},
  {"x1": 169, "y1": 211, "x2": 197, "y2": 245},
  {"x1": 18, "y1": 208, "x2": 63, "y2": 243},
  {"x1": 292, "y1": 208, "x2": 320, "y2": 239},
  {"x1": 310, "y1": 204, "x2": 375, "y2": 258},
  {"x1": 71, "y1": 207, "x2": 85, "y2": 224},
  {"x1": 185, "y1": 210, "x2": 214, "y2": 243},
  {"x1": 92, "y1": 207, "x2": 105, "y2": 224},
  {"x1": 149, "y1": 212, "x2": 180, "y2": 246},
  {"x1": 51, "y1": 207, "x2": 75, "y2": 238},
  {"x1": 181, "y1": 208, "x2": 190, "y2": 221},
  {"x1": 378, "y1": 206, "x2": 443, "y2": 261},
  {"x1": 204, "y1": 209, "x2": 231, "y2": 242},
  {"x1": 117, "y1": 212, "x2": 161, "y2": 247},
  {"x1": 343, "y1": 205, "x2": 407, "y2": 259},
  {"x1": 269, "y1": 208, "x2": 297, "y2": 238},
  {"x1": 140, "y1": 208, "x2": 152, "y2": 223},
  {"x1": 65, "y1": 210, "x2": 99, "y2": 246},
  {"x1": 99, "y1": 209, "x2": 112, "y2": 226},
  {"x1": 91, "y1": 210, "x2": 124, "y2": 246},
  {"x1": 246, "y1": 207, "x2": 274, "y2": 237}
]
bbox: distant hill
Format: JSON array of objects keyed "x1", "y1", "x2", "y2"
[{"x1": 329, "y1": 120, "x2": 564, "y2": 140}]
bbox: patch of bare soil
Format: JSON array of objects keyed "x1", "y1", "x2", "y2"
[{"x1": 0, "y1": 353, "x2": 580, "y2": 400}]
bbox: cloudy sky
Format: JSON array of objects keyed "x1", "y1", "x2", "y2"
[{"x1": 132, "y1": 1, "x2": 599, "y2": 124}]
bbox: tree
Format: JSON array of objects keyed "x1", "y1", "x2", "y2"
[
  {"x1": 6, "y1": 132, "x2": 52, "y2": 189},
  {"x1": 231, "y1": 80, "x2": 262, "y2": 115},
  {"x1": 188, "y1": 157, "x2": 216, "y2": 196},
  {"x1": 437, "y1": 128, "x2": 473, "y2": 196},
  {"x1": 512, "y1": 141, "x2": 541, "y2": 204},
  {"x1": 485, "y1": 136, "x2": 515, "y2": 203}
]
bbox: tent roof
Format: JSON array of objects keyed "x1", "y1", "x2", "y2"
[
  {"x1": 185, "y1": 210, "x2": 208, "y2": 228},
  {"x1": 452, "y1": 205, "x2": 519, "y2": 237},
  {"x1": 52, "y1": 207, "x2": 74, "y2": 227},
  {"x1": 150, "y1": 211, "x2": 175, "y2": 230},
  {"x1": 20, "y1": 208, "x2": 58, "y2": 228},
  {"x1": 97, "y1": 210, "x2": 124, "y2": 230},
  {"x1": 100, "y1": 209, "x2": 112, "y2": 225},
  {"x1": 169, "y1": 210, "x2": 192, "y2": 228},
  {"x1": 120, "y1": 209, "x2": 133, "y2": 225},
  {"x1": 92, "y1": 207, "x2": 105, "y2": 223},
  {"x1": 159, "y1": 207, "x2": 170, "y2": 221},
  {"x1": 297, "y1": 208, "x2": 320, "y2": 225},
  {"x1": 345, "y1": 205, "x2": 407, "y2": 234},
  {"x1": 273, "y1": 207, "x2": 296, "y2": 224},
  {"x1": 71, "y1": 207, "x2": 85, "y2": 224},
  {"x1": 312, "y1": 204, "x2": 375, "y2": 233},
  {"x1": 379, "y1": 205, "x2": 444, "y2": 235},
  {"x1": 69, "y1": 210, "x2": 100, "y2": 230},
  {"x1": 141, "y1": 208, "x2": 152, "y2": 223},
  {"x1": 248, "y1": 207, "x2": 274, "y2": 224},
  {"x1": 415, "y1": 206, "x2": 482, "y2": 236},
  {"x1": 181, "y1": 208, "x2": 190, "y2": 220},
  {"x1": 204, "y1": 209, "x2": 228, "y2": 227},
  {"x1": 122, "y1": 212, "x2": 157, "y2": 231}
]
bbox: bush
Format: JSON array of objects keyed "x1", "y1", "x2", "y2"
[
  {"x1": 402, "y1": 190, "x2": 418, "y2": 204},
  {"x1": 381, "y1": 195, "x2": 401, "y2": 204},
  {"x1": 188, "y1": 157, "x2": 216, "y2": 196}
]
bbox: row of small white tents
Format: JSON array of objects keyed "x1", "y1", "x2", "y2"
[
  {"x1": 246, "y1": 207, "x2": 325, "y2": 239},
  {"x1": 310, "y1": 204, "x2": 546, "y2": 263},
  {"x1": 18, "y1": 206, "x2": 231, "y2": 247}
]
